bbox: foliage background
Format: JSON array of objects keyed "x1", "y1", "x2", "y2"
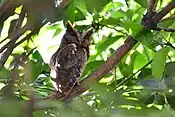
[{"x1": 0, "y1": 0, "x2": 175, "y2": 117}]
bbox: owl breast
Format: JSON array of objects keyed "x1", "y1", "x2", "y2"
[
  {"x1": 50, "y1": 42, "x2": 88, "y2": 92},
  {"x1": 56, "y1": 43, "x2": 87, "y2": 82}
]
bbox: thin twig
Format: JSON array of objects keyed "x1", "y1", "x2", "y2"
[
  {"x1": 0, "y1": 36, "x2": 9, "y2": 45},
  {"x1": 165, "y1": 42, "x2": 175, "y2": 50},
  {"x1": 152, "y1": 0, "x2": 175, "y2": 23},
  {"x1": 153, "y1": 27, "x2": 175, "y2": 32},
  {"x1": 148, "y1": 0, "x2": 158, "y2": 13},
  {"x1": 116, "y1": 59, "x2": 153, "y2": 88},
  {"x1": 160, "y1": 14, "x2": 175, "y2": 22},
  {"x1": 98, "y1": 23, "x2": 129, "y2": 36},
  {"x1": 0, "y1": 22, "x2": 29, "y2": 53},
  {"x1": 0, "y1": 13, "x2": 30, "y2": 68},
  {"x1": 13, "y1": 32, "x2": 33, "y2": 49}
]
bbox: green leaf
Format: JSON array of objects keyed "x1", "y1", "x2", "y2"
[
  {"x1": 53, "y1": 27, "x2": 62, "y2": 38},
  {"x1": 84, "y1": 0, "x2": 109, "y2": 13},
  {"x1": 138, "y1": 68, "x2": 153, "y2": 80},
  {"x1": 135, "y1": 29, "x2": 158, "y2": 49},
  {"x1": 158, "y1": 20, "x2": 174, "y2": 28},
  {"x1": 110, "y1": 10, "x2": 126, "y2": 19},
  {"x1": 33, "y1": 111, "x2": 47, "y2": 117},
  {"x1": 75, "y1": 0, "x2": 88, "y2": 16},
  {"x1": 101, "y1": 2, "x2": 124, "y2": 14},
  {"x1": 166, "y1": 95, "x2": 175, "y2": 109},
  {"x1": 152, "y1": 47, "x2": 169, "y2": 79},
  {"x1": 89, "y1": 35, "x2": 122, "y2": 61},
  {"x1": 65, "y1": 0, "x2": 75, "y2": 22},
  {"x1": 123, "y1": 20, "x2": 142, "y2": 35},
  {"x1": 154, "y1": 94, "x2": 165, "y2": 105},
  {"x1": 165, "y1": 62, "x2": 175, "y2": 77},
  {"x1": 75, "y1": 8, "x2": 86, "y2": 21},
  {"x1": 130, "y1": 50, "x2": 147, "y2": 70},
  {"x1": 31, "y1": 50, "x2": 44, "y2": 63},
  {"x1": 100, "y1": 18, "x2": 121, "y2": 26},
  {"x1": 24, "y1": 60, "x2": 43, "y2": 84},
  {"x1": 119, "y1": 63, "x2": 133, "y2": 77},
  {"x1": 81, "y1": 60, "x2": 104, "y2": 80},
  {"x1": 135, "y1": 0, "x2": 148, "y2": 8},
  {"x1": 144, "y1": 94, "x2": 155, "y2": 105},
  {"x1": 96, "y1": 35, "x2": 122, "y2": 55}
]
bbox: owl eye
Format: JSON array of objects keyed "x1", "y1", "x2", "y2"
[{"x1": 64, "y1": 33, "x2": 76, "y2": 41}]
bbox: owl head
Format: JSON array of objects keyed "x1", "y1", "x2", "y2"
[{"x1": 60, "y1": 22, "x2": 93, "y2": 48}]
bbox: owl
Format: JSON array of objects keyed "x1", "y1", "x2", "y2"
[{"x1": 50, "y1": 22, "x2": 93, "y2": 97}]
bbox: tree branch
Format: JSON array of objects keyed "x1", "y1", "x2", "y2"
[
  {"x1": 148, "y1": 0, "x2": 157, "y2": 13},
  {"x1": 142, "y1": 0, "x2": 175, "y2": 30},
  {"x1": 152, "y1": 0, "x2": 175, "y2": 23},
  {"x1": 47, "y1": 36, "x2": 138, "y2": 101},
  {"x1": 0, "y1": 24, "x2": 30, "y2": 68}
]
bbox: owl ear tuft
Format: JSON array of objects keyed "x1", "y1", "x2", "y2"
[
  {"x1": 84, "y1": 27, "x2": 93, "y2": 39},
  {"x1": 66, "y1": 21, "x2": 76, "y2": 33}
]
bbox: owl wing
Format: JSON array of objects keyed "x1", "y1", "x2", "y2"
[{"x1": 53, "y1": 43, "x2": 87, "y2": 81}]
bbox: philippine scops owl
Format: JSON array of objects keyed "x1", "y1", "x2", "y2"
[{"x1": 50, "y1": 22, "x2": 93, "y2": 96}]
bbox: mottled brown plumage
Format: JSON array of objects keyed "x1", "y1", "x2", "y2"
[{"x1": 50, "y1": 22, "x2": 93, "y2": 97}]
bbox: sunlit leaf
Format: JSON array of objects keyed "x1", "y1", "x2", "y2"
[
  {"x1": 24, "y1": 60, "x2": 43, "y2": 84},
  {"x1": 100, "y1": 18, "x2": 121, "y2": 26},
  {"x1": 101, "y1": 2, "x2": 124, "y2": 14},
  {"x1": 110, "y1": 10, "x2": 126, "y2": 19},
  {"x1": 84, "y1": 0, "x2": 109, "y2": 12},
  {"x1": 31, "y1": 50, "x2": 44, "y2": 63},
  {"x1": 65, "y1": 0, "x2": 75, "y2": 22},
  {"x1": 53, "y1": 27, "x2": 62, "y2": 38},
  {"x1": 81, "y1": 60, "x2": 104, "y2": 80},
  {"x1": 130, "y1": 50, "x2": 147, "y2": 70},
  {"x1": 96, "y1": 35, "x2": 122, "y2": 55},
  {"x1": 135, "y1": 29, "x2": 158, "y2": 49},
  {"x1": 123, "y1": 20, "x2": 142, "y2": 35},
  {"x1": 152, "y1": 47, "x2": 169, "y2": 79},
  {"x1": 135, "y1": 0, "x2": 148, "y2": 8},
  {"x1": 75, "y1": 0, "x2": 88, "y2": 16},
  {"x1": 119, "y1": 63, "x2": 133, "y2": 77}
]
